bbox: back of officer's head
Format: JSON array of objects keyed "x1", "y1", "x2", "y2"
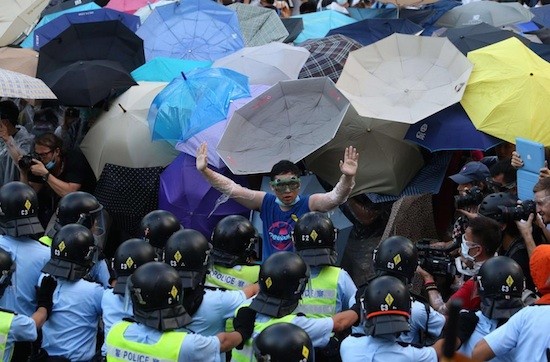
[
  {"x1": 211, "y1": 215, "x2": 258, "y2": 267},
  {"x1": 112, "y1": 238, "x2": 157, "y2": 295},
  {"x1": 253, "y1": 323, "x2": 315, "y2": 362},
  {"x1": 292, "y1": 211, "x2": 337, "y2": 267},
  {"x1": 0, "y1": 181, "x2": 44, "y2": 237},
  {"x1": 140, "y1": 209, "x2": 182, "y2": 251},
  {"x1": 373, "y1": 235, "x2": 418, "y2": 284}
]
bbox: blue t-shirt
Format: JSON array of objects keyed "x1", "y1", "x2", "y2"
[{"x1": 260, "y1": 194, "x2": 310, "y2": 261}]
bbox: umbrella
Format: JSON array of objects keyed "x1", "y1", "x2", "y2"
[
  {"x1": 147, "y1": 67, "x2": 250, "y2": 142},
  {"x1": 281, "y1": 18, "x2": 303, "y2": 43},
  {"x1": 131, "y1": 57, "x2": 212, "y2": 82},
  {"x1": 33, "y1": 8, "x2": 140, "y2": 50},
  {"x1": 298, "y1": 34, "x2": 362, "y2": 83},
  {"x1": 526, "y1": 27, "x2": 550, "y2": 45},
  {"x1": 217, "y1": 77, "x2": 350, "y2": 175},
  {"x1": 36, "y1": 20, "x2": 145, "y2": 77},
  {"x1": 42, "y1": 0, "x2": 99, "y2": 16},
  {"x1": 436, "y1": 2, "x2": 534, "y2": 28},
  {"x1": 212, "y1": 43, "x2": 310, "y2": 86},
  {"x1": 158, "y1": 153, "x2": 251, "y2": 240},
  {"x1": 326, "y1": 18, "x2": 423, "y2": 46},
  {"x1": 251, "y1": 175, "x2": 353, "y2": 264},
  {"x1": 445, "y1": 22, "x2": 530, "y2": 55},
  {"x1": 336, "y1": 33, "x2": 473, "y2": 124},
  {"x1": 378, "y1": 0, "x2": 438, "y2": 7},
  {"x1": 134, "y1": 0, "x2": 178, "y2": 23},
  {"x1": 461, "y1": 37, "x2": 550, "y2": 146},
  {"x1": 0, "y1": 0, "x2": 50, "y2": 46},
  {"x1": 531, "y1": 4, "x2": 550, "y2": 28},
  {"x1": 292, "y1": 10, "x2": 358, "y2": 44},
  {"x1": 0, "y1": 47, "x2": 38, "y2": 76},
  {"x1": 347, "y1": 8, "x2": 397, "y2": 21},
  {"x1": 0, "y1": 68, "x2": 57, "y2": 99},
  {"x1": 20, "y1": 1, "x2": 101, "y2": 48},
  {"x1": 136, "y1": 0, "x2": 244, "y2": 62},
  {"x1": 529, "y1": 42, "x2": 550, "y2": 62},
  {"x1": 80, "y1": 81, "x2": 179, "y2": 179},
  {"x1": 175, "y1": 84, "x2": 271, "y2": 169},
  {"x1": 39, "y1": 59, "x2": 137, "y2": 106},
  {"x1": 228, "y1": 3, "x2": 289, "y2": 47},
  {"x1": 304, "y1": 106, "x2": 425, "y2": 196},
  {"x1": 404, "y1": 103, "x2": 502, "y2": 152},
  {"x1": 106, "y1": 0, "x2": 161, "y2": 14}
]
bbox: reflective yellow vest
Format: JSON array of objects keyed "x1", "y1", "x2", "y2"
[
  {"x1": 205, "y1": 264, "x2": 259, "y2": 291},
  {"x1": 105, "y1": 321, "x2": 186, "y2": 362},
  {"x1": 39, "y1": 235, "x2": 52, "y2": 247},
  {"x1": 295, "y1": 266, "x2": 340, "y2": 318},
  {"x1": 0, "y1": 311, "x2": 14, "y2": 361}
]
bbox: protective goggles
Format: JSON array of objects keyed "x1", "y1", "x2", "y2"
[{"x1": 269, "y1": 176, "x2": 301, "y2": 193}]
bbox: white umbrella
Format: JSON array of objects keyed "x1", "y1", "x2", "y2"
[
  {"x1": 0, "y1": 0, "x2": 50, "y2": 46},
  {"x1": 0, "y1": 68, "x2": 56, "y2": 99}
]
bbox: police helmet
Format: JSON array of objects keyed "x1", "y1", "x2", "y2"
[
  {"x1": 0, "y1": 182, "x2": 43, "y2": 237},
  {"x1": 130, "y1": 261, "x2": 192, "y2": 331},
  {"x1": 112, "y1": 238, "x2": 157, "y2": 295},
  {"x1": 478, "y1": 192, "x2": 517, "y2": 222},
  {"x1": 140, "y1": 210, "x2": 182, "y2": 249},
  {"x1": 362, "y1": 275, "x2": 411, "y2": 336},
  {"x1": 477, "y1": 256, "x2": 525, "y2": 320},
  {"x1": 292, "y1": 211, "x2": 337, "y2": 267},
  {"x1": 253, "y1": 323, "x2": 315, "y2": 362},
  {"x1": 42, "y1": 224, "x2": 96, "y2": 281},
  {"x1": 164, "y1": 229, "x2": 211, "y2": 289},
  {"x1": 250, "y1": 251, "x2": 310, "y2": 318},
  {"x1": 0, "y1": 248, "x2": 14, "y2": 299},
  {"x1": 211, "y1": 215, "x2": 258, "y2": 267},
  {"x1": 373, "y1": 236, "x2": 418, "y2": 284}
]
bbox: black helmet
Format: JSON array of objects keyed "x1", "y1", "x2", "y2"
[
  {"x1": 164, "y1": 229, "x2": 211, "y2": 289},
  {"x1": 250, "y1": 251, "x2": 310, "y2": 318},
  {"x1": 42, "y1": 224, "x2": 96, "y2": 281},
  {"x1": 292, "y1": 211, "x2": 337, "y2": 267},
  {"x1": 362, "y1": 275, "x2": 411, "y2": 336},
  {"x1": 140, "y1": 210, "x2": 182, "y2": 249},
  {"x1": 373, "y1": 236, "x2": 418, "y2": 284},
  {"x1": 478, "y1": 192, "x2": 517, "y2": 222},
  {"x1": 0, "y1": 248, "x2": 14, "y2": 299},
  {"x1": 0, "y1": 182, "x2": 43, "y2": 237},
  {"x1": 129, "y1": 261, "x2": 192, "y2": 331},
  {"x1": 477, "y1": 256, "x2": 525, "y2": 320},
  {"x1": 253, "y1": 323, "x2": 315, "y2": 362},
  {"x1": 112, "y1": 238, "x2": 157, "y2": 295},
  {"x1": 211, "y1": 215, "x2": 258, "y2": 267}
]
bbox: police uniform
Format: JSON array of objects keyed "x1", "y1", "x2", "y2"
[
  {"x1": 187, "y1": 289, "x2": 246, "y2": 336},
  {"x1": 205, "y1": 264, "x2": 259, "y2": 291},
  {"x1": 400, "y1": 299, "x2": 445, "y2": 345},
  {"x1": 101, "y1": 288, "x2": 133, "y2": 356},
  {"x1": 340, "y1": 334, "x2": 437, "y2": 362},
  {"x1": 0, "y1": 309, "x2": 37, "y2": 361}
]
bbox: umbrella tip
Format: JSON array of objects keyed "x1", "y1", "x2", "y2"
[
  {"x1": 181, "y1": 72, "x2": 187, "y2": 80},
  {"x1": 118, "y1": 103, "x2": 127, "y2": 113}
]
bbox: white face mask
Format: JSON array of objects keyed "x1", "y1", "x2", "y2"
[{"x1": 457, "y1": 234, "x2": 483, "y2": 276}]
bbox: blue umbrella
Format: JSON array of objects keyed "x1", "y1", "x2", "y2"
[
  {"x1": 531, "y1": 4, "x2": 550, "y2": 28},
  {"x1": 529, "y1": 42, "x2": 550, "y2": 62},
  {"x1": 347, "y1": 8, "x2": 397, "y2": 21},
  {"x1": 136, "y1": 0, "x2": 245, "y2": 61},
  {"x1": 327, "y1": 18, "x2": 423, "y2": 46},
  {"x1": 292, "y1": 10, "x2": 357, "y2": 44},
  {"x1": 33, "y1": 8, "x2": 140, "y2": 50},
  {"x1": 404, "y1": 103, "x2": 502, "y2": 152},
  {"x1": 20, "y1": 2, "x2": 101, "y2": 48},
  {"x1": 147, "y1": 67, "x2": 250, "y2": 142},
  {"x1": 131, "y1": 57, "x2": 212, "y2": 82}
]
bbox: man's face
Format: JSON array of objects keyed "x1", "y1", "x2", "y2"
[
  {"x1": 34, "y1": 144, "x2": 59, "y2": 166},
  {"x1": 457, "y1": 182, "x2": 475, "y2": 196},
  {"x1": 464, "y1": 227, "x2": 482, "y2": 259},
  {"x1": 535, "y1": 190, "x2": 550, "y2": 224},
  {"x1": 270, "y1": 172, "x2": 301, "y2": 206}
]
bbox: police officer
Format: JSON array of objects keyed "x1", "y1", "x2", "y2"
[
  {"x1": 39, "y1": 224, "x2": 104, "y2": 361},
  {"x1": 253, "y1": 323, "x2": 315, "y2": 362},
  {"x1": 140, "y1": 209, "x2": 182, "y2": 257},
  {"x1": 458, "y1": 256, "x2": 525, "y2": 360},
  {"x1": 105, "y1": 261, "x2": 252, "y2": 362},
  {"x1": 101, "y1": 238, "x2": 157, "y2": 357},
  {"x1": 232, "y1": 251, "x2": 359, "y2": 362},
  {"x1": 205, "y1": 215, "x2": 260, "y2": 291}
]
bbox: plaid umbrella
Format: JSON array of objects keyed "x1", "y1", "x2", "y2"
[
  {"x1": 0, "y1": 68, "x2": 57, "y2": 99},
  {"x1": 228, "y1": 3, "x2": 289, "y2": 47},
  {"x1": 0, "y1": 47, "x2": 38, "y2": 77},
  {"x1": 298, "y1": 34, "x2": 362, "y2": 83}
]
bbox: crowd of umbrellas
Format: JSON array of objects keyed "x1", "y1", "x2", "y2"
[{"x1": 1, "y1": 0, "x2": 550, "y2": 241}]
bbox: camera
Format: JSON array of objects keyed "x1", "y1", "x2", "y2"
[
  {"x1": 417, "y1": 238, "x2": 457, "y2": 277},
  {"x1": 498, "y1": 200, "x2": 537, "y2": 223},
  {"x1": 454, "y1": 186, "x2": 485, "y2": 209},
  {"x1": 18, "y1": 154, "x2": 37, "y2": 170}
]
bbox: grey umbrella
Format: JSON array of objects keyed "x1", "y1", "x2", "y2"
[{"x1": 436, "y1": 2, "x2": 534, "y2": 28}]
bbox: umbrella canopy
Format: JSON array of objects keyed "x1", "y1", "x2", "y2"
[
  {"x1": 213, "y1": 43, "x2": 310, "y2": 86},
  {"x1": 0, "y1": 68, "x2": 57, "y2": 99},
  {"x1": 147, "y1": 67, "x2": 250, "y2": 142},
  {"x1": 106, "y1": 0, "x2": 161, "y2": 14},
  {"x1": 33, "y1": 8, "x2": 140, "y2": 50},
  {"x1": 531, "y1": 4, "x2": 550, "y2": 28},
  {"x1": 461, "y1": 37, "x2": 550, "y2": 146},
  {"x1": 527, "y1": 27, "x2": 550, "y2": 45},
  {"x1": 436, "y1": 2, "x2": 534, "y2": 28},
  {"x1": 292, "y1": 10, "x2": 357, "y2": 44},
  {"x1": 80, "y1": 81, "x2": 179, "y2": 179},
  {"x1": 327, "y1": 18, "x2": 423, "y2": 46},
  {"x1": 217, "y1": 77, "x2": 350, "y2": 175},
  {"x1": 134, "y1": 0, "x2": 177, "y2": 23},
  {"x1": 251, "y1": 175, "x2": 353, "y2": 264},
  {"x1": 404, "y1": 103, "x2": 501, "y2": 152},
  {"x1": 136, "y1": 0, "x2": 244, "y2": 62},
  {"x1": 0, "y1": 0, "x2": 50, "y2": 46},
  {"x1": 529, "y1": 42, "x2": 550, "y2": 62},
  {"x1": 42, "y1": 0, "x2": 99, "y2": 16},
  {"x1": 304, "y1": 106, "x2": 425, "y2": 196},
  {"x1": 158, "y1": 153, "x2": 250, "y2": 239},
  {"x1": 347, "y1": 8, "x2": 397, "y2": 21},
  {"x1": 228, "y1": 3, "x2": 289, "y2": 47},
  {"x1": 131, "y1": 57, "x2": 212, "y2": 82},
  {"x1": 0, "y1": 47, "x2": 38, "y2": 76},
  {"x1": 336, "y1": 33, "x2": 473, "y2": 124},
  {"x1": 175, "y1": 84, "x2": 271, "y2": 169},
  {"x1": 378, "y1": 0, "x2": 438, "y2": 7},
  {"x1": 298, "y1": 34, "x2": 362, "y2": 83},
  {"x1": 445, "y1": 22, "x2": 530, "y2": 55},
  {"x1": 281, "y1": 18, "x2": 303, "y2": 43}
]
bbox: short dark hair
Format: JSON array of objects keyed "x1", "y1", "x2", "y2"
[
  {"x1": 35, "y1": 132, "x2": 63, "y2": 153},
  {"x1": 468, "y1": 216, "x2": 501, "y2": 257},
  {"x1": 0, "y1": 101, "x2": 20, "y2": 127},
  {"x1": 270, "y1": 160, "x2": 300, "y2": 180},
  {"x1": 489, "y1": 158, "x2": 517, "y2": 185},
  {"x1": 300, "y1": 1, "x2": 317, "y2": 13},
  {"x1": 533, "y1": 177, "x2": 550, "y2": 195}
]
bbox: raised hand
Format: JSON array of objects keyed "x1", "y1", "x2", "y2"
[
  {"x1": 196, "y1": 142, "x2": 208, "y2": 172},
  {"x1": 339, "y1": 146, "x2": 359, "y2": 177}
]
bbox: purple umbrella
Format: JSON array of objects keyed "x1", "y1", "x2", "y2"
[{"x1": 158, "y1": 153, "x2": 250, "y2": 239}]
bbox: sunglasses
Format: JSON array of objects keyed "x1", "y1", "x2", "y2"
[{"x1": 270, "y1": 176, "x2": 301, "y2": 193}]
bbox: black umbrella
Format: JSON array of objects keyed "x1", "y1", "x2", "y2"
[
  {"x1": 281, "y1": 18, "x2": 303, "y2": 43},
  {"x1": 40, "y1": 60, "x2": 137, "y2": 106},
  {"x1": 42, "y1": 0, "x2": 102, "y2": 16},
  {"x1": 526, "y1": 27, "x2": 550, "y2": 44},
  {"x1": 37, "y1": 20, "x2": 144, "y2": 77},
  {"x1": 529, "y1": 42, "x2": 550, "y2": 62}
]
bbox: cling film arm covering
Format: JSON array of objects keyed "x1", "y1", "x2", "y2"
[
  {"x1": 309, "y1": 174, "x2": 356, "y2": 212},
  {"x1": 200, "y1": 168, "x2": 264, "y2": 210}
]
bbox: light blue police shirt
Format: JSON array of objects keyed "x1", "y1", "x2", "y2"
[
  {"x1": 187, "y1": 289, "x2": 246, "y2": 336},
  {"x1": 89, "y1": 259, "x2": 111, "y2": 288},
  {"x1": 2, "y1": 312, "x2": 37, "y2": 362},
  {"x1": 399, "y1": 300, "x2": 445, "y2": 344},
  {"x1": 101, "y1": 288, "x2": 133, "y2": 356},
  {"x1": 340, "y1": 334, "x2": 437, "y2": 362}
]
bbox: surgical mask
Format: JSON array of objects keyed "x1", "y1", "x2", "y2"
[
  {"x1": 336, "y1": 0, "x2": 348, "y2": 5},
  {"x1": 45, "y1": 159, "x2": 56, "y2": 170},
  {"x1": 460, "y1": 234, "x2": 479, "y2": 262},
  {"x1": 457, "y1": 234, "x2": 483, "y2": 276},
  {"x1": 275, "y1": 195, "x2": 301, "y2": 207}
]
